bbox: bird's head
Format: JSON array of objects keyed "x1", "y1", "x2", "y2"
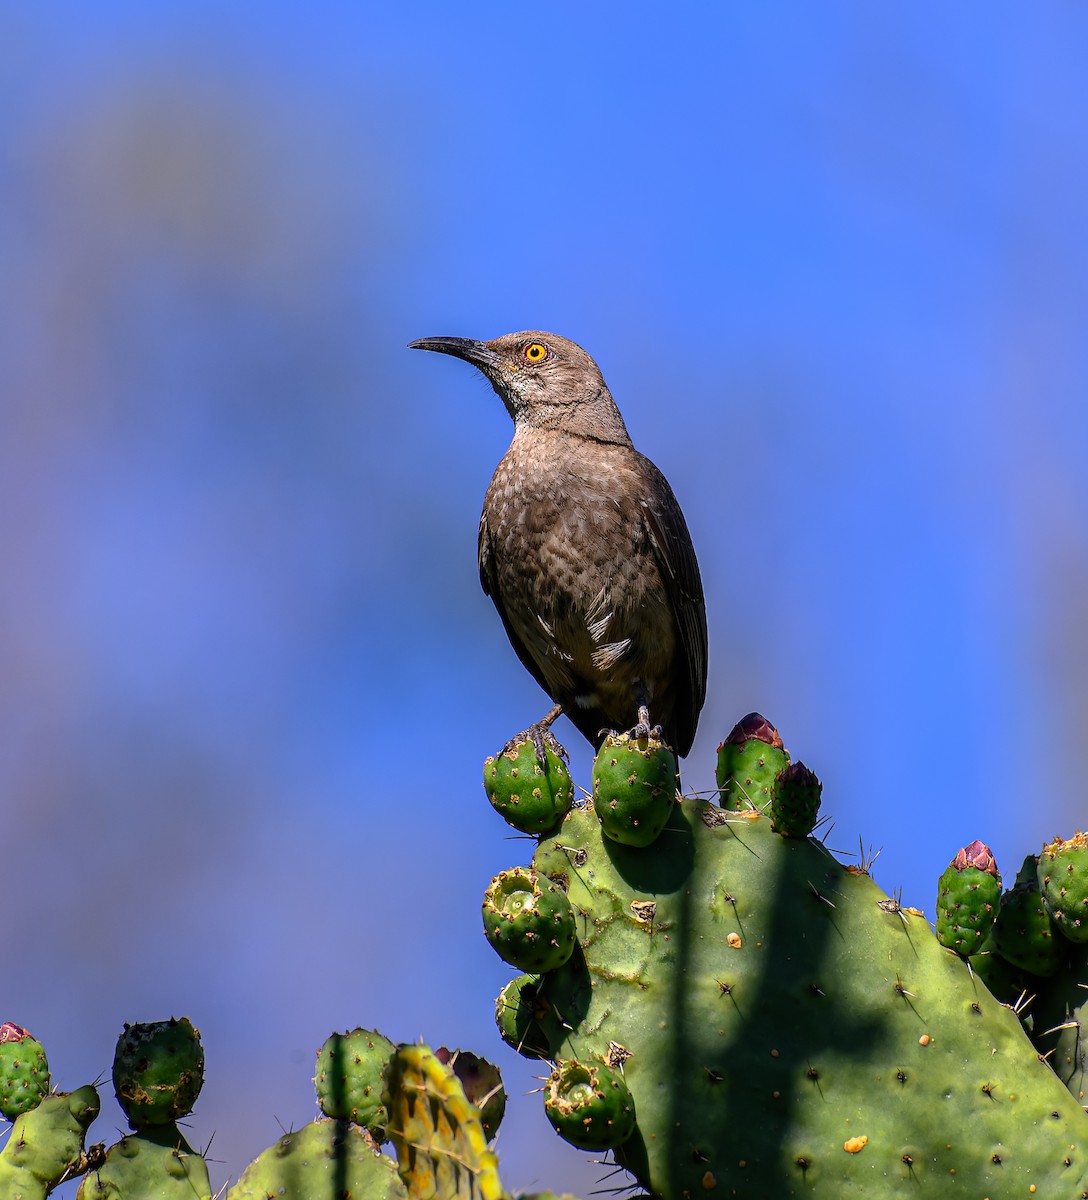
[{"x1": 409, "y1": 330, "x2": 631, "y2": 444}]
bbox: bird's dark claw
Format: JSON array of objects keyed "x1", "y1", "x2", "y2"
[{"x1": 502, "y1": 706, "x2": 568, "y2": 767}]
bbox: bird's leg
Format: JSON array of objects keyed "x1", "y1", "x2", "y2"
[
  {"x1": 502, "y1": 702, "x2": 569, "y2": 765},
  {"x1": 624, "y1": 684, "x2": 664, "y2": 743}
]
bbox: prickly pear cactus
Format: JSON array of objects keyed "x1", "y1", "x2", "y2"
[
  {"x1": 716, "y1": 711, "x2": 789, "y2": 811},
  {"x1": 1039, "y1": 833, "x2": 1088, "y2": 942},
  {"x1": 934, "y1": 840, "x2": 1001, "y2": 956},
  {"x1": 316, "y1": 1027, "x2": 396, "y2": 1136},
  {"x1": 768, "y1": 761, "x2": 822, "y2": 838},
  {"x1": 383, "y1": 1044, "x2": 503, "y2": 1200},
  {"x1": 433, "y1": 1049, "x2": 506, "y2": 1142},
  {"x1": 487, "y1": 715, "x2": 1088, "y2": 1198},
  {"x1": 991, "y1": 853, "x2": 1064, "y2": 976},
  {"x1": 77, "y1": 1124, "x2": 212, "y2": 1200},
  {"x1": 592, "y1": 732, "x2": 676, "y2": 847},
  {"x1": 227, "y1": 1119, "x2": 406, "y2": 1200},
  {"x1": 112, "y1": 1017, "x2": 204, "y2": 1129},
  {"x1": 482, "y1": 867, "x2": 577, "y2": 973},
  {"x1": 0, "y1": 1086, "x2": 100, "y2": 1200},
  {"x1": 484, "y1": 738, "x2": 574, "y2": 834},
  {"x1": 0, "y1": 1024, "x2": 51, "y2": 1121}
]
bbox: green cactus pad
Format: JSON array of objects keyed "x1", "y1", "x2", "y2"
[
  {"x1": 315, "y1": 1027, "x2": 395, "y2": 1136},
  {"x1": 1038, "y1": 832, "x2": 1088, "y2": 943},
  {"x1": 482, "y1": 867, "x2": 576, "y2": 973},
  {"x1": 226, "y1": 1118, "x2": 407, "y2": 1200},
  {"x1": 112, "y1": 1017, "x2": 204, "y2": 1129},
  {"x1": 434, "y1": 1049, "x2": 506, "y2": 1142},
  {"x1": 715, "y1": 712, "x2": 789, "y2": 812},
  {"x1": 991, "y1": 854, "x2": 1064, "y2": 977},
  {"x1": 76, "y1": 1124, "x2": 211, "y2": 1200},
  {"x1": 543, "y1": 1059, "x2": 635, "y2": 1151},
  {"x1": 769, "y1": 761, "x2": 822, "y2": 838},
  {"x1": 382, "y1": 1044, "x2": 504, "y2": 1200},
  {"x1": 525, "y1": 797, "x2": 1088, "y2": 1197},
  {"x1": 484, "y1": 740, "x2": 574, "y2": 835},
  {"x1": 591, "y1": 732, "x2": 676, "y2": 848},
  {"x1": 0, "y1": 1086, "x2": 100, "y2": 1199},
  {"x1": 935, "y1": 841, "x2": 1002, "y2": 957},
  {"x1": 0, "y1": 1023, "x2": 51, "y2": 1121}
]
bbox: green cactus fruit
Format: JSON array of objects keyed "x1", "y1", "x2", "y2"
[
  {"x1": 591, "y1": 732, "x2": 676, "y2": 848},
  {"x1": 0, "y1": 1023, "x2": 51, "y2": 1121},
  {"x1": 112, "y1": 1017, "x2": 204, "y2": 1129},
  {"x1": 226, "y1": 1119, "x2": 407, "y2": 1200},
  {"x1": 990, "y1": 854, "x2": 1064, "y2": 977},
  {"x1": 769, "y1": 761, "x2": 822, "y2": 838},
  {"x1": 382, "y1": 1044, "x2": 504, "y2": 1200},
  {"x1": 524, "y1": 794, "x2": 1088, "y2": 1197},
  {"x1": 935, "y1": 840, "x2": 1002, "y2": 957},
  {"x1": 484, "y1": 739, "x2": 574, "y2": 835},
  {"x1": 715, "y1": 711, "x2": 789, "y2": 812},
  {"x1": 315, "y1": 1027, "x2": 394, "y2": 1137},
  {"x1": 1038, "y1": 832, "x2": 1088, "y2": 943},
  {"x1": 543, "y1": 1058, "x2": 635, "y2": 1151},
  {"x1": 0, "y1": 1086, "x2": 100, "y2": 1200},
  {"x1": 76, "y1": 1124, "x2": 211, "y2": 1200},
  {"x1": 1028, "y1": 940, "x2": 1088, "y2": 1109},
  {"x1": 495, "y1": 974, "x2": 565, "y2": 1060},
  {"x1": 434, "y1": 1049, "x2": 506, "y2": 1142},
  {"x1": 482, "y1": 867, "x2": 576, "y2": 973}
]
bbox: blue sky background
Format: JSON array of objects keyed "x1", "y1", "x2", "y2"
[{"x1": 3, "y1": 5, "x2": 1087, "y2": 1195}]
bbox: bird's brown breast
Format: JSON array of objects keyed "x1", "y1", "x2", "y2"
[{"x1": 481, "y1": 432, "x2": 677, "y2": 721}]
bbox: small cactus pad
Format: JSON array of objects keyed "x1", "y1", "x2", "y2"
[
  {"x1": 0, "y1": 1022, "x2": 51, "y2": 1120},
  {"x1": 315, "y1": 1027, "x2": 395, "y2": 1136},
  {"x1": 482, "y1": 867, "x2": 576, "y2": 973},
  {"x1": 76, "y1": 1124, "x2": 212, "y2": 1200},
  {"x1": 433, "y1": 1049, "x2": 506, "y2": 1141},
  {"x1": 1038, "y1": 832, "x2": 1088, "y2": 943},
  {"x1": 592, "y1": 732, "x2": 676, "y2": 848},
  {"x1": 543, "y1": 1059, "x2": 635, "y2": 1151},
  {"x1": 383, "y1": 1044, "x2": 504, "y2": 1200},
  {"x1": 112, "y1": 1017, "x2": 204, "y2": 1128},
  {"x1": 484, "y1": 739, "x2": 573, "y2": 834},
  {"x1": 0, "y1": 1086, "x2": 100, "y2": 1197},
  {"x1": 935, "y1": 840, "x2": 1002, "y2": 957},
  {"x1": 769, "y1": 761, "x2": 822, "y2": 838},
  {"x1": 227, "y1": 1118, "x2": 407, "y2": 1200},
  {"x1": 715, "y1": 712, "x2": 789, "y2": 811},
  {"x1": 990, "y1": 854, "x2": 1064, "y2": 977}
]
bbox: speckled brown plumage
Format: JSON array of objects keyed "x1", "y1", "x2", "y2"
[{"x1": 409, "y1": 330, "x2": 707, "y2": 758}]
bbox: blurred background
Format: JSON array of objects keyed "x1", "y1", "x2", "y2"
[{"x1": 2, "y1": 4, "x2": 1086, "y2": 1195}]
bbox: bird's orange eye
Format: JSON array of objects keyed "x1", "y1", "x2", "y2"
[{"x1": 523, "y1": 342, "x2": 548, "y2": 363}]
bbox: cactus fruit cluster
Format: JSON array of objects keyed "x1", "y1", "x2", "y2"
[
  {"x1": 0, "y1": 1018, "x2": 536, "y2": 1200},
  {"x1": 484, "y1": 713, "x2": 1088, "y2": 1197},
  {"x1": 11, "y1": 711, "x2": 1088, "y2": 1197}
]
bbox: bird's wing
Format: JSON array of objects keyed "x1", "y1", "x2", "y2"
[
  {"x1": 478, "y1": 511, "x2": 565, "y2": 702},
  {"x1": 637, "y1": 454, "x2": 708, "y2": 757}
]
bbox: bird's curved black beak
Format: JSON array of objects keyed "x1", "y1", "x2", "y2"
[{"x1": 408, "y1": 336, "x2": 500, "y2": 371}]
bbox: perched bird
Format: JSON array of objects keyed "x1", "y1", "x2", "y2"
[{"x1": 409, "y1": 330, "x2": 707, "y2": 761}]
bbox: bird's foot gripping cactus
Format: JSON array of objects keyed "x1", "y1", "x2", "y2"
[{"x1": 486, "y1": 714, "x2": 1088, "y2": 1198}]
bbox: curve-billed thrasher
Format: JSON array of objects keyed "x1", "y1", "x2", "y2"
[{"x1": 409, "y1": 330, "x2": 707, "y2": 760}]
